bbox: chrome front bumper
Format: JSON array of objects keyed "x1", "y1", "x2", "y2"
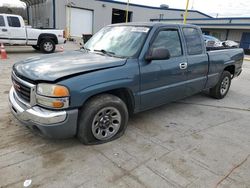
[
  {"x1": 9, "y1": 86, "x2": 78, "y2": 138},
  {"x1": 9, "y1": 86, "x2": 67, "y2": 124}
]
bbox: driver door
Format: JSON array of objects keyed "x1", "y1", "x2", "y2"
[
  {"x1": 139, "y1": 27, "x2": 188, "y2": 110},
  {"x1": 0, "y1": 15, "x2": 9, "y2": 43}
]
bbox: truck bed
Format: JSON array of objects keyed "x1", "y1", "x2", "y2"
[{"x1": 206, "y1": 48, "x2": 244, "y2": 89}]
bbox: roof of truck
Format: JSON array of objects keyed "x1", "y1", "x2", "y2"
[
  {"x1": 109, "y1": 22, "x2": 199, "y2": 28},
  {"x1": 0, "y1": 13, "x2": 20, "y2": 16}
]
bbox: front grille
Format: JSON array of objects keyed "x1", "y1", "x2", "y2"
[{"x1": 11, "y1": 73, "x2": 31, "y2": 103}]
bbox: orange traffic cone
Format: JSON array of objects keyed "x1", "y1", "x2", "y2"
[
  {"x1": 57, "y1": 45, "x2": 64, "y2": 52},
  {"x1": 1, "y1": 43, "x2": 7, "y2": 60}
]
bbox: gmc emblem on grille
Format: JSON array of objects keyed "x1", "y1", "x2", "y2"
[{"x1": 13, "y1": 81, "x2": 21, "y2": 92}]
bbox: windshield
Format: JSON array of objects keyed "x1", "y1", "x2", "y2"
[{"x1": 84, "y1": 26, "x2": 150, "y2": 58}]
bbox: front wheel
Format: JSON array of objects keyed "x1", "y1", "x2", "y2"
[
  {"x1": 77, "y1": 94, "x2": 129, "y2": 145},
  {"x1": 40, "y1": 39, "x2": 55, "y2": 53},
  {"x1": 209, "y1": 71, "x2": 232, "y2": 99}
]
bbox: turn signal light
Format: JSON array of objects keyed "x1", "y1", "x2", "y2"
[
  {"x1": 52, "y1": 101, "x2": 64, "y2": 108},
  {"x1": 53, "y1": 86, "x2": 69, "y2": 97}
]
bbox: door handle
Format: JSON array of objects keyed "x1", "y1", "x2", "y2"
[
  {"x1": 2, "y1": 28, "x2": 8, "y2": 32},
  {"x1": 179, "y1": 62, "x2": 188, "y2": 70}
]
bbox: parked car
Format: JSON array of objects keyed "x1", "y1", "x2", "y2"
[
  {"x1": 9, "y1": 23, "x2": 244, "y2": 144},
  {"x1": 203, "y1": 34, "x2": 223, "y2": 48},
  {"x1": 0, "y1": 14, "x2": 66, "y2": 53},
  {"x1": 203, "y1": 34, "x2": 239, "y2": 48},
  {"x1": 223, "y1": 40, "x2": 239, "y2": 48}
]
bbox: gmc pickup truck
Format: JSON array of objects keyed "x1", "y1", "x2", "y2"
[
  {"x1": 0, "y1": 14, "x2": 65, "y2": 53},
  {"x1": 9, "y1": 23, "x2": 244, "y2": 144}
]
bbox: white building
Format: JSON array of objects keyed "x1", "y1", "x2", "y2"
[
  {"x1": 21, "y1": 0, "x2": 211, "y2": 37},
  {"x1": 21, "y1": 0, "x2": 250, "y2": 50}
]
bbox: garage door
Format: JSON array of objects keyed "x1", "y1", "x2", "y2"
[{"x1": 69, "y1": 7, "x2": 93, "y2": 37}]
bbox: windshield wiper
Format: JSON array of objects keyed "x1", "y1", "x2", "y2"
[
  {"x1": 81, "y1": 46, "x2": 90, "y2": 51},
  {"x1": 94, "y1": 49, "x2": 116, "y2": 56}
]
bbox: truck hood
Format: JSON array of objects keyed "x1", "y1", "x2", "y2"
[{"x1": 13, "y1": 50, "x2": 127, "y2": 82}]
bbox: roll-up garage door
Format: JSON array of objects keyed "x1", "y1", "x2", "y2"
[{"x1": 69, "y1": 7, "x2": 93, "y2": 37}]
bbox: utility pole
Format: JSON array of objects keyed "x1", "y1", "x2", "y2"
[
  {"x1": 66, "y1": 1, "x2": 75, "y2": 39},
  {"x1": 126, "y1": 0, "x2": 130, "y2": 23},
  {"x1": 183, "y1": 0, "x2": 190, "y2": 24}
]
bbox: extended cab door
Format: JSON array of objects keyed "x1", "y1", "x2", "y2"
[
  {"x1": 139, "y1": 27, "x2": 188, "y2": 110},
  {"x1": 6, "y1": 15, "x2": 26, "y2": 45},
  {"x1": 182, "y1": 27, "x2": 209, "y2": 95},
  {"x1": 0, "y1": 15, "x2": 9, "y2": 43}
]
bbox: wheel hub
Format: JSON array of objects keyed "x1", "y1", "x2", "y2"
[
  {"x1": 44, "y1": 42, "x2": 53, "y2": 51},
  {"x1": 220, "y1": 76, "x2": 230, "y2": 95},
  {"x1": 99, "y1": 115, "x2": 111, "y2": 129},
  {"x1": 91, "y1": 107, "x2": 121, "y2": 140}
]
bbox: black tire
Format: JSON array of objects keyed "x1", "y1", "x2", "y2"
[
  {"x1": 40, "y1": 38, "x2": 55, "y2": 53},
  {"x1": 77, "y1": 94, "x2": 129, "y2": 145},
  {"x1": 209, "y1": 71, "x2": 232, "y2": 99},
  {"x1": 32, "y1": 45, "x2": 40, "y2": 51}
]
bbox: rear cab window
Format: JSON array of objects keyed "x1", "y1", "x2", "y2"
[
  {"x1": 7, "y1": 16, "x2": 21, "y2": 27},
  {"x1": 0, "y1": 16, "x2": 5, "y2": 27},
  {"x1": 183, "y1": 27, "x2": 203, "y2": 55}
]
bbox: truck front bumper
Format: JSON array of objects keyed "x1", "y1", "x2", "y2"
[{"x1": 9, "y1": 87, "x2": 78, "y2": 138}]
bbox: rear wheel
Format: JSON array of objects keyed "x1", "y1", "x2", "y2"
[
  {"x1": 40, "y1": 38, "x2": 55, "y2": 53},
  {"x1": 209, "y1": 71, "x2": 232, "y2": 99},
  {"x1": 77, "y1": 94, "x2": 129, "y2": 145},
  {"x1": 32, "y1": 45, "x2": 40, "y2": 51}
]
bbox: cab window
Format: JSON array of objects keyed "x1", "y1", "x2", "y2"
[
  {"x1": 7, "y1": 16, "x2": 21, "y2": 27},
  {"x1": 151, "y1": 29, "x2": 183, "y2": 58},
  {"x1": 0, "y1": 16, "x2": 5, "y2": 27},
  {"x1": 183, "y1": 27, "x2": 203, "y2": 55}
]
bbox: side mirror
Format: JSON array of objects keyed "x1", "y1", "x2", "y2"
[{"x1": 145, "y1": 48, "x2": 170, "y2": 61}]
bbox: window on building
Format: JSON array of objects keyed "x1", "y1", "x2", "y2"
[
  {"x1": 151, "y1": 29, "x2": 182, "y2": 57},
  {"x1": 183, "y1": 27, "x2": 203, "y2": 55},
  {"x1": 0, "y1": 16, "x2": 5, "y2": 27},
  {"x1": 7, "y1": 16, "x2": 21, "y2": 27},
  {"x1": 112, "y1": 9, "x2": 132, "y2": 24}
]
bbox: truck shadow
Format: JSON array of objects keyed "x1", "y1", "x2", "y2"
[
  {"x1": 5, "y1": 47, "x2": 42, "y2": 54},
  {"x1": 129, "y1": 92, "x2": 209, "y2": 121}
]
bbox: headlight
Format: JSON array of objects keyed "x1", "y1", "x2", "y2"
[
  {"x1": 36, "y1": 84, "x2": 70, "y2": 109},
  {"x1": 37, "y1": 84, "x2": 69, "y2": 97}
]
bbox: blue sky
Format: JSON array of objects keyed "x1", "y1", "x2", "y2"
[{"x1": 0, "y1": 0, "x2": 250, "y2": 17}]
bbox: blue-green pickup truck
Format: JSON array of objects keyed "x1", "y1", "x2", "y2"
[{"x1": 9, "y1": 23, "x2": 244, "y2": 144}]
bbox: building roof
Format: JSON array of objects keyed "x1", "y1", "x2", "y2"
[{"x1": 96, "y1": 0, "x2": 212, "y2": 18}]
